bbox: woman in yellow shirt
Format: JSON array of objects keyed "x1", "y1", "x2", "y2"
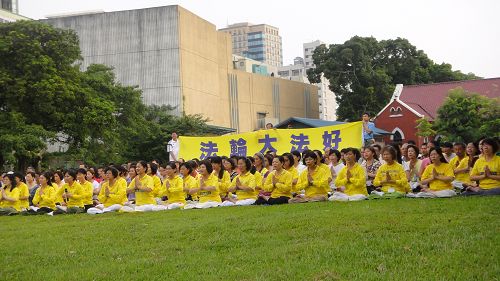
[
  {"x1": 371, "y1": 146, "x2": 410, "y2": 199},
  {"x1": 184, "y1": 160, "x2": 221, "y2": 209},
  {"x1": 14, "y1": 172, "x2": 29, "y2": 211},
  {"x1": 155, "y1": 162, "x2": 185, "y2": 210},
  {"x1": 283, "y1": 153, "x2": 299, "y2": 194},
  {"x1": 412, "y1": 147, "x2": 456, "y2": 198},
  {"x1": 30, "y1": 172, "x2": 56, "y2": 214},
  {"x1": 53, "y1": 169, "x2": 85, "y2": 214},
  {"x1": 221, "y1": 157, "x2": 257, "y2": 206},
  {"x1": 123, "y1": 160, "x2": 156, "y2": 212},
  {"x1": 256, "y1": 155, "x2": 293, "y2": 205},
  {"x1": 87, "y1": 167, "x2": 127, "y2": 214},
  {"x1": 466, "y1": 138, "x2": 500, "y2": 195},
  {"x1": 211, "y1": 156, "x2": 231, "y2": 202},
  {"x1": 331, "y1": 148, "x2": 368, "y2": 201},
  {"x1": 0, "y1": 173, "x2": 21, "y2": 215},
  {"x1": 290, "y1": 150, "x2": 330, "y2": 203},
  {"x1": 180, "y1": 162, "x2": 198, "y2": 203},
  {"x1": 77, "y1": 168, "x2": 94, "y2": 211}
]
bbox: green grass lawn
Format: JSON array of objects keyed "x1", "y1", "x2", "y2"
[{"x1": 1, "y1": 196, "x2": 499, "y2": 281}]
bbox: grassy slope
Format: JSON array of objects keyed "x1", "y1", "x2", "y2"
[{"x1": 1, "y1": 197, "x2": 499, "y2": 281}]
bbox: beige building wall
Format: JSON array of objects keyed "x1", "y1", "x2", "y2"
[{"x1": 177, "y1": 6, "x2": 317, "y2": 133}]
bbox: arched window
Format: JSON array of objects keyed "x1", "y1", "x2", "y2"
[{"x1": 391, "y1": 127, "x2": 405, "y2": 141}]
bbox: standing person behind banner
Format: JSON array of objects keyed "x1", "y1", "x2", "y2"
[
  {"x1": 410, "y1": 147, "x2": 456, "y2": 198},
  {"x1": 256, "y1": 155, "x2": 292, "y2": 205},
  {"x1": 289, "y1": 151, "x2": 330, "y2": 203},
  {"x1": 30, "y1": 172, "x2": 56, "y2": 214},
  {"x1": 330, "y1": 148, "x2": 368, "y2": 201},
  {"x1": 221, "y1": 157, "x2": 257, "y2": 206},
  {"x1": 77, "y1": 168, "x2": 94, "y2": 211},
  {"x1": 465, "y1": 138, "x2": 500, "y2": 196},
  {"x1": 123, "y1": 161, "x2": 156, "y2": 212},
  {"x1": 87, "y1": 167, "x2": 127, "y2": 215},
  {"x1": 362, "y1": 113, "x2": 375, "y2": 146},
  {"x1": 167, "y1": 132, "x2": 180, "y2": 162},
  {"x1": 53, "y1": 169, "x2": 85, "y2": 215},
  {"x1": 0, "y1": 173, "x2": 20, "y2": 216},
  {"x1": 184, "y1": 160, "x2": 221, "y2": 209},
  {"x1": 210, "y1": 156, "x2": 231, "y2": 202},
  {"x1": 405, "y1": 144, "x2": 422, "y2": 192}
]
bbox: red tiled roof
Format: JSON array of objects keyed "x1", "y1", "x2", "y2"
[{"x1": 399, "y1": 78, "x2": 500, "y2": 121}]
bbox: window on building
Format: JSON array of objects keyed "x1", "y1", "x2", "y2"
[
  {"x1": 239, "y1": 62, "x2": 244, "y2": 66},
  {"x1": 292, "y1": 69, "x2": 300, "y2": 76}
]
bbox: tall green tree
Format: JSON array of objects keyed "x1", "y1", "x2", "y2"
[
  {"x1": 433, "y1": 88, "x2": 499, "y2": 143},
  {"x1": 308, "y1": 36, "x2": 479, "y2": 121},
  {"x1": 415, "y1": 117, "x2": 436, "y2": 143}
]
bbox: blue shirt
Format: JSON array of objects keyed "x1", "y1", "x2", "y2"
[{"x1": 363, "y1": 122, "x2": 375, "y2": 140}]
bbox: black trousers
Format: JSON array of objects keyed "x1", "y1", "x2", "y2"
[{"x1": 255, "y1": 196, "x2": 290, "y2": 205}]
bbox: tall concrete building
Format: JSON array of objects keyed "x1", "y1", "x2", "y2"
[
  {"x1": 0, "y1": 0, "x2": 29, "y2": 23},
  {"x1": 43, "y1": 6, "x2": 318, "y2": 133},
  {"x1": 219, "y1": 22, "x2": 283, "y2": 67}
]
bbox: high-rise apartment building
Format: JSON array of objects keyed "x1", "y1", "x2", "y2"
[
  {"x1": 0, "y1": 0, "x2": 29, "y2": 23},
  {"x1": 219, "y1": 22, "x2": 283, "y2": 67}
]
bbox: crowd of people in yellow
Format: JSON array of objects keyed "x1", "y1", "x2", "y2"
[{"x1": 0, "y1": 137, "x2": 498, "y2": 216}]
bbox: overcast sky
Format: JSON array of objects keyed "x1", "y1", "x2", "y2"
[{"x1": 20, "y1": 0, "x2": 500, "y2": 78}]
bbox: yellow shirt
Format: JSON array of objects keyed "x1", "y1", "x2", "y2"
[
  {"x1": 18, "y1": 182, "x2": 29, "y2": 209},
  {"x1": 254, "y1": 171, "x2": 263, "y2": 190},
  {"x1": 1, "y1": 187, "x2": 21, "y2": 210},
  {"x1": 151, "y1": 175, "x2": 162, "y2": 198},
  {"x1": 80, "y1": 180, "x2": 94, "y2": 205},
  {"x1": 230, "y1": 171, "x2": 257, "y2": 200},
  {"x1": 213, "y1": 170, "x2": 231, "y2": 196},
  {"x1": 195, "y1": 173, "x2": 221, "y2": 203},
  {"x1": 335, "y1": 163, "x2": 367, "y2": 196},
  {"x1": 471, "y1": 155, "x2": 500, "y2": 189},
  {"x1": 373, "y1": 162, "x2": 410, "y2": 193},
  {"x1": 297, "y1": 165, "x2": 330, "y2": 197},
  {"x1": 453, "y1": 156, "x2": 471, "y2": 184},
  {"x1": 56, "y1": 181, "x2": 84, "y2": 208},
  {"x1": 98, "y1": 179, "x2": 127, "y2": 207},
  {"x1": 32, "y1": 185, "x2": 56, "y2": 209},
  {"x1": 264, "y1": 169, "x2": 292, "y2": 198},
  {"x1": 128, "y1": 174, "x2": 156, "y2": 206},
  {"x1": 162, "y1": 175, "x2": 186, "y2": 204},
  {"x1": 421, "y1": 163, "x2": 454, "y2": 191},
  {"x1": 183, "y1": 175, "x2": 198, "y2": 200}
]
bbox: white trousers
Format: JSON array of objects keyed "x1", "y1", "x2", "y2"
[
  {"x1": 87, "y1": 204, "x2": 123, "y2": 215},
  {"x1": 408, "y1": 189, "x2": 456, "y2": 198},
  {"x1": 329, "y1": 192, "x2": 367, "y2": 201},
  {"x1": 184, "y1": 201, "x2": 220, "y2": 209},
  {"x1": 220, "y1": 198, "x2": 256, "y2": 207}
]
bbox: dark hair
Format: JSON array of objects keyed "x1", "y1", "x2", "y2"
[
  {"x1": 26, "y1": 171, "x2": 36, "y2": 179},
  {"x1": 388, "y1": 143, "x2": 403, "y2": 164},
  {"x1": 302, "y1": 150, "x2": 318, "y2": 165},
  {"x1": 372, "y1": 144, "x2": 382, "y2": 151},
  {"x1": 407, "y1": 144, "x2": 420, "y2": 157},
  {"x1": 442, "y1": 142, "x2": 453, "y2": 149},
  {"x1": 200, "y1": 160, "x2": 213, "y2": 174},
  {"x1": 149, "y1": 162, "x2": 158, "y2": 175},
  {"x1": 482, "y1": 138, "x2": 499, "y2": 153},
  {"x1": 117, "y1": 165, "x2": 128, "y2": 177},
  {"x1": 362, "y1": 112, "x2": 369, "y2": 116},
  {"x1": 104, "y1": 166, "x2": 119, "y2": 178},
  {"x1": 77, "y1": 168, "x2": 87, "y2": 175},
  {"x1": 247, "y1": 156, "x2": 255, "y2": 164},
  {"x1": 3, "y1": 173, "x2": 17, "y2": 191},
  {"x1": 165, "y1": 162, "x2": 177, "y2": 171},
  {"x1": 180, "y1": 162, "x2": 193, "y2": 175},
  {"x1": 421, "y1": 142, "x2": 428, "y2": 146},
  {"x1": 340, "y1": 148, "x2": 348, "y2": 154},
  {"x1": 264, "y1": 154, "x2": 274, "y2": 167},
  {"x1": 211, "y1": 156, "x2": 225, "y2": 179},
  {"x1": 52, "y1": 171, "x2": 64, "y2": 182},
  {"x1": 65, "y1": 169, "x2": 77, "y2": 181},
  {"x1": 313, "y1": 150, "x2": 325, "y2": 164},
  {"x1": 428, "y1": 147, "x2": 447, "y2": 163},
  {"x1": 41, "y1": 172, "x2": 53, "y2": 187},
  {"x1": 282, "y1": 153, "x2": 294, "y2": 168},
  {"x1": 453, "y1": 142, "x2": 466, "y2": 149},
  {"x1": 137, "y1": 160, "x2": 148, "y2": 170},
  {"x1": 329, "y1": 149, "x2": 341, "y2": 160},
  {"x1": 363, "y1": 146, "x2": 379, "y2": 161},
  {"x1": 291, "y1": 150, "x2": 301, "y2": 160},
  {"x1": 222, "y1": 157, "x2": 236, "y2": 170},
  {"x1": 13, "y1": 172, "x2": 25, "y2": 183},
  {"x1": 344, "y1": 147, "x2": 361, "y2": 161},
  {"x1": 238, "y1": 157, "x2": 252, "y2": 172},
  {"x1": 407, "y1": 140, "x2": 416, "y2": 145},
  {"x1": 466, "y1": 142, "x2": 479, "y2": 156},
  {"x1": 381, "y1": 145, "x2": 397, "y2": 161}
]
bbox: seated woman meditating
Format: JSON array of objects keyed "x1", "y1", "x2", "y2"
[
  {"x1": 122, "y1": 161, "x2": 156, "y2": 212},
  {"x1": 255, "y1": 155, "x2": 292, "y2": 205},
  {"x1": 464, "y1": 138, "x2": 500, "y2": 196},
  {"x1": 289, "y1": 151, "x2": 330, "y2": 203},
  {"x1": 29, "y1": 172, "x2": 57, "y2": 214},
  {"x1": 330, "y1": 148, "x2": 368, "y2": 201},
  {"x1": 184, "y1": 160, "x2": 221, "y2": 209},
  {"x1": 221, "y1": 157, "x2": 257, "y2": 206},
  {"x1": 154, "y1": 162, "x2": 185, "y2": 210},
  {"x1": 371, "y1": 146, "x2": 410, "y2": 199},
  {"x1": 410, "y1": 147, "x2": 456, "y2": 198},
  {"x1": 87, "y1": 167, "x2": 127, "y2": 214}
]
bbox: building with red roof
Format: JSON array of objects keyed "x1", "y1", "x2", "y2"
[{"x1": 374, "y1": 78, "x2": 500, "y2": 145}]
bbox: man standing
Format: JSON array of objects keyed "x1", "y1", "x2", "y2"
[
  {"x1": 362, "y1": 113, "x2": 375, "y2": 146},
  {"x1": 167, "y1": 132, "x2": 180, "y2": 162}
]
